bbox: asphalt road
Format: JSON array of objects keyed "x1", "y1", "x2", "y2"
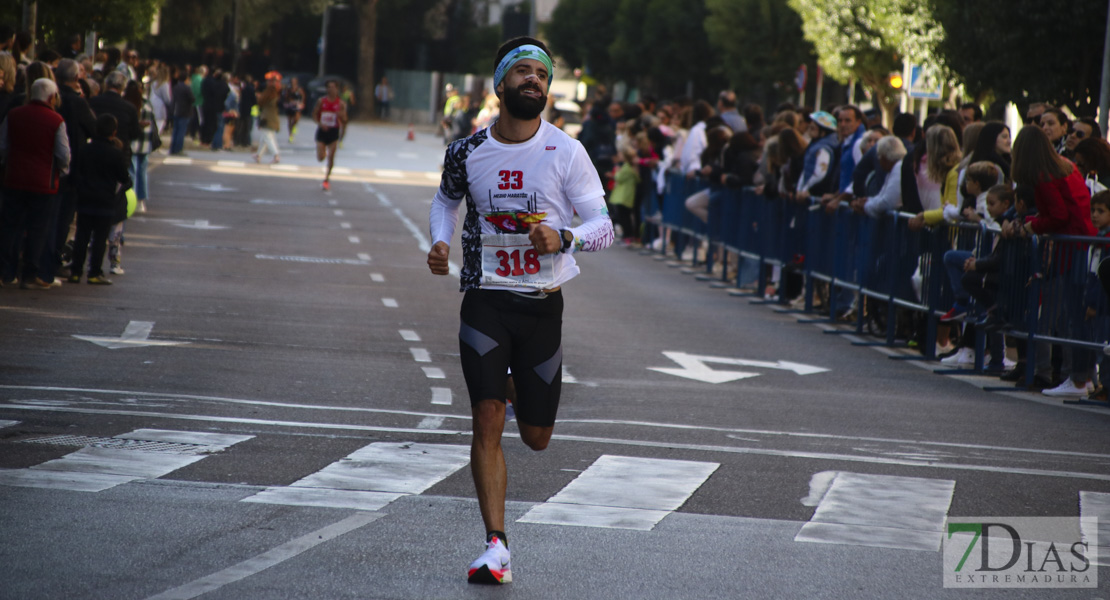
[{"x1": 1, "y1": 123, "x2": 1109, "y2": 599}]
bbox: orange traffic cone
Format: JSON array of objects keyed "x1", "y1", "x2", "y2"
[{"x1": 406, "y1": 124, "x2": 415, "y2": 141}]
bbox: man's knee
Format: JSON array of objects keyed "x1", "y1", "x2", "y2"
[{"x1": 519, "y1": 426, "x2": 553, "y2": 451}]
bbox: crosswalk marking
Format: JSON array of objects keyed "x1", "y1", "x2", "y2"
[
  {"x1": 242, "y1": 442, "x2": 469, "y2": 511},
  {"x1": 1079, "y1": 491, "x2": 1110, "y2": 566},
  {"x1": 0, "y1": 429, "x2": 252, "y2": 492},
  {"x1": 794, "y1": 471, "x2": 955, "y2": 551},
  {"x1": 517, "y1": 455, "x2": 719, "y2": 530}
]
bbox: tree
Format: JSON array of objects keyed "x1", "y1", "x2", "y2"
[
  {"x1": 610, "y1": 0, "x2": 721, "y2": 98},
  {"x1": 786, "y1": 0, "x2": 944, "y2": 124},
  {"x1": 705, "y1": 0, "x2": 815, "y2": 107},
  {"x1": 933, "y1": 0, "x2": 1107, "y2": 117},
  {"x1": 2, "y1": 0, "x2": 162, "y2": 49},
  {"x1": 544, "y1": 0, "x2": 621, "y2": 82},
  {"x1": 354, "y1": 0, "x2": 379, "y2": 118}
]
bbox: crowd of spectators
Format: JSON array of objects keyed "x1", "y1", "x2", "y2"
[
  {"x1": 570, "y1": 84, "x2": 1110, "y2": 403},
  {"x1": 0, "y1": 27, "x2": 316, "y2": 293}
]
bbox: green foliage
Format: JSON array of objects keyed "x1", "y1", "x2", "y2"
[
  {"x1": 705, "y1": 0, "x2": 815, "y2": 99},
  {"x1": 543, "y1": 0, "x2": 621, "y2": 79},
  {"x1": 156, "y1": 0, "x2": 330, "y2": 50},
  {"x1": 786, "y1": 0, "x2": 942, "y2": 119},
  {"x1": 932, "y1": 0, "x2": 1107, "y2": 115},
  {"x1": 609, "y1": 0, "x2": 721, "y2": 97},
  {"x1": 13, "y1": 0, "x2": 163, "y2": 48}
]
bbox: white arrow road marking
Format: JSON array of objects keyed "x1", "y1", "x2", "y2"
[
  {"x1": 73, "y1": 321, "x2": 189, "y2": 350},
  {"x1": 648, "y1": 351, "x2": 829, "y2": 383}
]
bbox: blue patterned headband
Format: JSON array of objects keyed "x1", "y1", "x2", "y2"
[{"x1": 493, "y1": 45, "x2": 553, "y2": 89}]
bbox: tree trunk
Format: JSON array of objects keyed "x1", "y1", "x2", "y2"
[{"x1": 356, "y1": 0, "x2": 378, "y2": 120}]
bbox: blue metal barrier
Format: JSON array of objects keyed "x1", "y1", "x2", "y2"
[{"x1": 645, "y1": 182, "x2": 1110, "y2": 396}]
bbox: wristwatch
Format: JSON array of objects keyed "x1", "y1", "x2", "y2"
[{"x1": 559, "y1": 229, "x2": 574, "y2": 253}]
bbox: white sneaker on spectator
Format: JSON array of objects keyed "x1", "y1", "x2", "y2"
[
  {"x1": 936, "y1": 341, "x2": 955, "y2": 356},
  {"x1": 940, "y1": 347, "x2": 976, "y2": 366},
  {"x1": 1042, "y1": 380, "x2": 1090, "y2": 398},
  {"x1": 1002, "y1": 357, "x2": 1017, "y2": 370},
  {"x1": 110, "y1": 265, "x2": 125, "y2": 275}
]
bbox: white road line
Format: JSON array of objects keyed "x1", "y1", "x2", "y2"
[
  {"x1": 216, "y1": 160, "x2": 245, "y2": 168},
  {"x1": 518, "y1": 455, "x2": 719, "y2": 530},
  {"x1": 331, "y1": 167, "x2": 352, "y2": 175},
  {"x1": 374, "y1": 169, "x2": 403, "y2": 178},
  {"x1": 417, "y1": 416, "x2": 445, "y2": 429},
  {"x1": 0, "y1": 420, "x2": 20, "y2": 429},
  {"x1": 431, "y1": 388, "x2": 452, "y2": 405},
  {"x1": 270, "y1": 164, "x2": 299, "y2": 171},
  {"x1": 370, "y1": 273, "x2": 385, "y2": 282},
  {"x1": 327, "y1": 199, "x2": 337, "y2": 206},
  {"x1": 382, "y1": 298, "x2": 398, "y2": 308},
  {"x1": 357, "y1": 151, "x2": 377, "y2": 157},
  {"x1": 0, "y1": 429, "x2": 252, "y2": 492},
  {"x1": 144, "y1": 512, "x2": 381, "y2": 600},
  {"x1": 375, "y1": 192, "x2": 392, "y2": 206},
  {"x1": 399, "y1": 329, "x2": 421, "y2": 342},
  {"x1": 409, "y1": 348, "x2": 431, "y2": 363},
  {"x1": 347, "y1": 235, "x2": 360, "y2": 244},
  {"x1": 333, "y1": 209, "x2": 344, "y2": 217},
  {"x1": 162, "y1": 157, "x2": 193, "y2": 165},
  {"x1": 422, "y1": 367, "x2": 445, "y2": 379},
  {"x1": 242, "y1": 442, "x2": 469, "y2": 510},
  {"x1": 1080, "y1": 491, "x2": 1110, "y2": 566},
  {"x1": 340, "y1": 222, "x2": 351, "y2": 229},
  {"x1": 397, "y1": 152, "x2": 419, "y2": 159},
  {"x1": 424, "y1": 172, "x2": 441, "y2": 181},
  {"x1": 357, "y1": 253, "x2": 371, "y2": 262},
  {"x1": 794, "y1": 471, "x2": 955, "y2": 551}
]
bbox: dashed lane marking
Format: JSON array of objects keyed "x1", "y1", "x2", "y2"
[
  {"x1": 430, "y1": 388, "x2": 452, "y2": 405},
  {"x1": 370, "y1": 273, "x2": 385, "y2": 282},
  {"x1": 381, "y1": 298, "x2": 398, "y2": 308},
  {"x1": 422, "y1": 367, "x2": 445, "y2": 379},
  {"x1": 409, "y1": 348, "x2": 431, "y2": 363},
  {"x1": 399, "y1": 330, "x2": 420, "y2": 342},
  {"x1": 340, "y1": 222, "x2": 351, "y2": 229},
  {"x1": 347, "y1": 235, "x2": 360, "y2": 244},
  {"x1": 357, "y1": 253, "x2": 371, "y2": 262}
]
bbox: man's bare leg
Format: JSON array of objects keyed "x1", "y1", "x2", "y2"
[
  {"x1": 471, "y1": 398, "x2": 507, "y2": 533},
  {"x1": 326, "y1": 142, "x2": 337, "y2": 182}
]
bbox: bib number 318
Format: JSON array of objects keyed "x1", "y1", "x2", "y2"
[{"x1": 495, "y1": 248, "x2": 540, "y2": 276}]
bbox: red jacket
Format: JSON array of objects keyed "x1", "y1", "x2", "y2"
[
  {"x1": 3, "y1": 100, "x2": 69, "y2": 195},
  {"x1": 1028, "y1": 166, "x2": 1097, "y2": 237}
]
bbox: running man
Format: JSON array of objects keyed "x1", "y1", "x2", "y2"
[
  {"x1": 312, "y1": 80, "x2": 347, "y2": 191},
  {"x1": 426, "y1": 36, "x2": 614, "y2": 585},
  {"x1": 283, "y1": 77, "x2": 305, "y2": 142}
]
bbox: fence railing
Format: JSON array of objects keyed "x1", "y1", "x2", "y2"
[{"x1": 642, "y1": 172, "x2": 1110, "y2": 391}]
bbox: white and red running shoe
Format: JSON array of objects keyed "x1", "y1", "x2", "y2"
[{"x1": 467, "y1": 535, "x2": 511, "y2": 584}]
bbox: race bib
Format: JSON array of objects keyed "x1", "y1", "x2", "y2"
[
  {"x1": 481, "y1": 233, "x2": 555, "y2": 289},
  {"x1": 321, "y1": 112, "x2": 338, "y2": 127}
]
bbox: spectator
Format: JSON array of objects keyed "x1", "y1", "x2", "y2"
[
  {"x1": 680, "y1": 100, "x2": 715, "y2": 176},
  {"x1": 1075, "y1": 136, "x2": 1110, "y2": 193},
  {"x1": 835, "y1": 105, "x2": 867, "y2": 194},
  {"x1": 68, "y1": 114, "x2": 130, "y2": 285},
  {"x1": 795, "y1": 111, "x2": 838, "y2": 203},
  {"x1": 375, "y1": 76, "x2": 393, "y2": 120},
  {"x1": 89, "y1": 71, "x2": 140, "y2": 276},
  {"x1": 940, "y1": 161, "x2": 1007, "y2": 325},
  {"x1": 1040, "y1": 107, "x2": 1069, "y2": 156},
  {"x1": 685, "y1": 123, "x2": 732, "y2": 223},
  {"x1": 856, "y1": 136, "x2": 908, "y2": 218},
  {"x1": 1084, "y1": 191, "x2": 1110, "y2": 399},
  {"x1": 0, "y1": 52, "x2": 15, "y2": 132},
  {"x1": 170, "y1": 66, "x2": 194, "y2": 155},
  {"x1": 282, "y1": 76, "x2": 305, "y2": 143},
  {"x1": 125, "y1": 79, "x2": 156, "y2": 213},
  {"x1": 716, "y1": 90, "x2": 747, "y2": 133},
  {"x1": 579, "y1": 98, "x2": 617, "y2": 191},
  {"x1": 63, "y1": 34, "x2": 82, "y2": 60},
  {"x1": 148, "y1": 63, "x2": 173, "y2": 133},
  {"x1": 216, "y1": 73, "x2": 238, "y2": 151},
  {"x1": 189, "y1": 65, "x2": 206, "y2": 141},
  {"x1": 1065, "y1": 117, "x2": 1102, "y2": 161},
  {"x1": 54, "y1": 58, "x2": 96, "y2": 280},
  {"x1": 958, "y1": 102, "x2": 983, "y2": 127},
  {"x1": 908, "y1": 125, "x2": 962, "y2": 230},
  {"x1": 1026, "y1": 102, "x2": 1048, "y2": 126},
  {"x1": 1009, "y1": 124, "x2": 1097, "y2": 397},
  {"x1": 609, "y1": 145, "x2": 640, "y2": 242},
  {"x1": 0, "y1": 78, "x2": 70, "y2": 289},
  {"x1": 253, "y1": 73, "x2": 282, "y2": 164},
  {"x1": 235, "y1": 75, "x2": 256, "y2": 148}
]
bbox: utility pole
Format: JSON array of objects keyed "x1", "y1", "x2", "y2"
[
  {"x1": 318, "y1": 5, "x2": 332, "y2": 79},
  {"x1": 1099, "y1": 0, "x2": 1110, "y2": 138}
]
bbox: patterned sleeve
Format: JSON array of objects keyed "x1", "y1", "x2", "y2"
[
  {"x1": 563, "y1": 142, "x2": 613, "y2": 253},
  {"x1": 429, "y1": 141, "x2": 467, "y2": 246}
]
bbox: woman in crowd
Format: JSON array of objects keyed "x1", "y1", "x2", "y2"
[
  {"x1": 148, "y1": 63, "x2": 173, "y2": 134},
  {"x1": 1040, "y1": 108, "x2": 1069, "y2": 156},
  {"x1": 1009, "y1": 124, "x2": 1097, "y2": 397},
  {"x1": 1074, "y1": 136, "x2": 1110, "y2": 192},
  {"x1": 125, "y1": 80, "x2": 156, "y2": 215},
  {"x1": 909, "y1": 125, "x2": 962, "y2": 229}
]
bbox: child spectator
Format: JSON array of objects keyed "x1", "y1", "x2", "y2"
[
  {"x1": 940, "y1": 185, "x2": 1018, "y2": 368},
  {"x1": 1084, "y1": 191, "x2": 1110, "y2": 400},
  {"x1": 940, "y1": 161, "x2": 1006, "y2": 323},
  {"x1": 610, "y1": 145, "x2": 640, "y2": 243},
  {"x1": 68, "y1": 114, "x2": 131, "y2": 285}
]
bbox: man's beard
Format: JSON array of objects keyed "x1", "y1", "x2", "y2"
[{"x1": 502, "y1": 82, "x2": 547, "y2": 120}]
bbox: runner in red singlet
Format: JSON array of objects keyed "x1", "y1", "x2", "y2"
[{"x1": 312, "y1": 80, "x2": 347, "y2": 191}]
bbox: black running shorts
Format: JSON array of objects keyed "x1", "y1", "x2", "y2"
[
  {"x1": 459, "y1": 289, "x2": 564, "y2": 427},
  {"x1": 315, "y1": 126, "x2": 340, "y2": 145}
]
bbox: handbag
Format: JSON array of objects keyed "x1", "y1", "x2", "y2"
[{"x1": 149, "y1": 125, "x2": 162, "y2": 152}]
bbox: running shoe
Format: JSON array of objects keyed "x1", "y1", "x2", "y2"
[
  {"x1": 467, "y1": 536, "x2": 511, "y2": 584},
  {"x1": 87, "y1": 275, "x2": 113, "y2": 285},
  {"x1": 939, "y1": 303, "x2": 967, "y2": 322},
  {"x1": 110, "y1": 264, "x2": 125, "y2": 275},
  {"x1": 322, "y1": 180, "x2": 331, "y2": 192}
]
